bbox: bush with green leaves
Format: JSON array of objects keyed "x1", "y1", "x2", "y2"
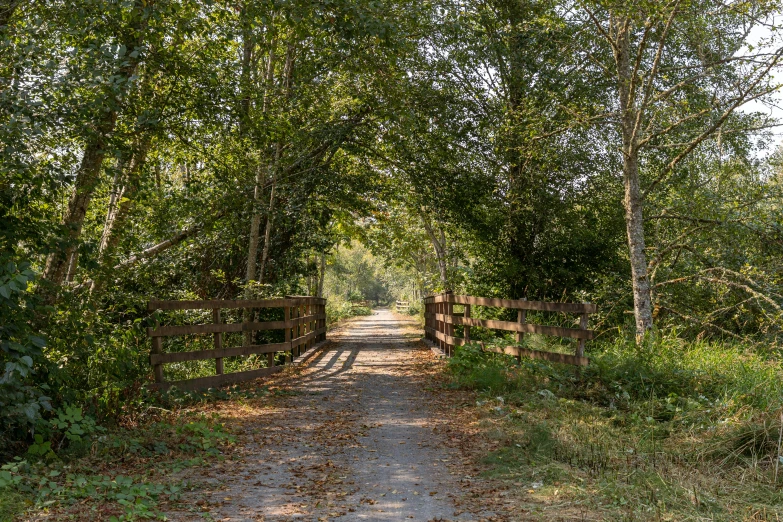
[
  {"x1": 0, "y1": 417, "x2": 232, "y2": 520},
  {"x1": 24, "y1": 405, "x2": 104, "y2": 461},
  {"x1": 0, "y1": 457, "x2": 184, "y2": 521},
  {"x1": 326, "y1": 298, "x2": 373, "y2": 325},
  {"x1": 448, "y1": 342, "x2": 518, "y2": 393},
  {"x1": 404, "y1": 301, "x2": 421, "y2": 315},
  {"x1": 0, "y1": 257, "x2": 51, "y2": 452}
]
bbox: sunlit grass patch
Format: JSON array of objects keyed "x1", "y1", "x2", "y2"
[{"x1": 449, "y1": 333, "x2": 783, "y2": 520}]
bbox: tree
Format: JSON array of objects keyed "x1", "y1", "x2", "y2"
[
  {"x1": 577, "y1": 0, "x2": 783, "y2": 338},
  {"x1": 41, "y1": 0, "x2": 159, "y2": 291}
]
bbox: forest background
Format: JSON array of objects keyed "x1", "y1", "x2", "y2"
[{"x1": 1, "y1": 0, "x2": 783, "y2": 505}]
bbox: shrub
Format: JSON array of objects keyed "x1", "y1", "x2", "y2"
[
  {"x1": 0, "y1": 258, "x2": 51, "y2": 453},
  {"x1": 326, "y1": 297, "x2": 373, "y2": 326},
  {"x1": 448, "y1": 342, "x2": 516, "y2": 393}
]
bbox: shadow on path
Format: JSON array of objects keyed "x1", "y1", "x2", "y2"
[{"x1": 168, "y1": 309, "x2": 500, "y2": 522}]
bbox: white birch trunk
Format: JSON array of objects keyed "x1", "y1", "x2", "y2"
[{"x1": 615, "y1": 15, "x2": 654, "y2": 339}]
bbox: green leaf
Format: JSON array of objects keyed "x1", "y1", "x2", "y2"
[{"x1": 0, "y1": 470, "x2": 13, "y2": 487}]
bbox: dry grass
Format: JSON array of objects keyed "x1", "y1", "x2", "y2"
[{"x1": 445, "y1": 335, "x2": 783, "y2": 521}]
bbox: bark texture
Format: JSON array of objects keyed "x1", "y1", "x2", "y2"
[
  {"x1": 43, "y1": 109, "x2": 118, "y2": 287},
  {"x1": 257, "y1": 145, "x2": 280, "y2": 284},
  {"x1": 98, "y1": 135, "x2": 152, "y2": 263},
  {"x1": 42, "y1": 1, "x2": 152, "y2": 290},
  {"x1": 614, "y1": 15, "x2": 654, "y2": 338},
  {"x1": 420, "y1": 210, "x2": 449, "y2": 291},
  {"x1": 254, "y1": 44, "x2": 293, "y2": 285},
  {"x1": 245, "y1": 41, "x2": 277, "y2": 285}
]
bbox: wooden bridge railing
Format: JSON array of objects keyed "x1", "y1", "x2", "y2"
[
  {"x1": 423, "y1": 294, "x2": 596, "y2": 366},
  {"x1": 147, "y1": 296, "x2": 327, "y2": 391},
  {"x1": 396, "y1": 300, "x2": 410, "y2": 313}
]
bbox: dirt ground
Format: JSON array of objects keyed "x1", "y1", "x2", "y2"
[{"x1": 167, "y1": 309, "x2": 521, "y2": 522}]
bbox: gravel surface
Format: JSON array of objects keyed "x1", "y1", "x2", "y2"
[{"x1": 169, "y1": 309, "x2": 504, "y2": 522}]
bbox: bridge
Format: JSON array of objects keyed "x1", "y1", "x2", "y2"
[
  {"x1": 146, "y1": 295, "x2": 595, "y2": 520},
  {"x1": 146, "y1": 294, "x2": 595, "y2": 391}
]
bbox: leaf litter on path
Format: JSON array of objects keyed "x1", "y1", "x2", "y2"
[{"x1": 165, "y1": 310, "x2": 525, "y2": 521}]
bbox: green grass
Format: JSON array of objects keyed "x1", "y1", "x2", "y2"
[
  {"x1": 449, "y1": 334, "x2": 783, "y2": 521},
  {"x1": 0, "y1": 489, "x2": 27, "y2": 522}
]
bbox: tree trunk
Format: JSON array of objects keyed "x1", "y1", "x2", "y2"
[
  {"x1": 615, "y1": 15, "x2": 654, "y2": 339},
  {"x1": 88, "y1": 135, "x2": 152, "y2": 293},
  {"x1": 623, "y1": 150, "x2": 654, "y2": 338},
  {"x1": 257, "y1": 46, "x2": 294, "y2": 284},
  {"x1": 256, "y1": 149, "x2": 279, "y2": 284},
  {"x1": 420, "y1": 210, "x2": 449, "y2": 291},
  {"x1": 41, "y1": 1, "x2": 151, "y2": 291},
  {"x1": 42, "y1": 109, "x2": 117, "y2": 287},
  {"x1": 100, "y1": 163, "x2": 125, "y2": 259},
  {"x1": 98, "y1": 135, "x2": 152, "y2": 263},
  {"x1": 317, "y1": 252, "x2": 325, "y2": 298},
  {"x1": 117, "y1": 222, "x2": 203, "y2": 268},
  {"x1": 245, "y1": 43, "x2": 276, "y2": 285},
  {"x1": 245, "y1": 165, "x2": 264, "y2": 284}
]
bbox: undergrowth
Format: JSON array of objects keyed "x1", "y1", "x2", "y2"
[
  {"x1": 448, "y1": 333, "x2": 783, "y2": 521},
  {"x1": 0, "y1": 386, "x2": 256, "y2": 521},
  {"x1": 326, "y1": 297, "x2": 372, "y2": 326}
]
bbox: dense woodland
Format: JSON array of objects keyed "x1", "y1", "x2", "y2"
[{"x1": 2, "y1": 0, "x2": 783, "y2": 518}]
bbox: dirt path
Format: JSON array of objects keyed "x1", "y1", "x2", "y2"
[{"x1": 170, "y1": 309, "x2": 510, "y2": 522}]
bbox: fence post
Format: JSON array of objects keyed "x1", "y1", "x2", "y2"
[
  {"x1": 302, "y1": 300, "x2": 307, "y2": 354},
  {"x1": 426, "y1": 299, "x2": 430, "y2": 341},
  {"x1": 464, "y1": 304, "x2": 471, "y2": 343},
  {"x1": 280, "y1": 304, "x2": 290, "y2": 366},
  {"x1": 151, "y1": 323, "x2": 164, "y2": 384},
  {"x1": 438, "y1": 298, "x2": 444, "y2": 352},
  {"x1": 427, "y1": 299, "x2": 431, "y2": 342},
  {"x1": 515, "y1": 298, "x2": 527, "y2": 344},
  {"x1": 514, "y1": 298, "x2": 527, "y2": 363},
  {"x1": 293, "y1": 301, "x2": 300, "y2": 358},
  {"x1": 433, "y1": 299, "x2": 438, "y2": 347},
  {"x1": 445, "y1": 297, "x2": 453, "y2": 356},
  {"x1": 310, "y1": 299, "x2": 315, "y2": 350},
  {"x1": 432, "y1": 299, "x2": 436, "y2": 346},
  {"x1": 299, "y1": 299, "x2": 312, "y2": 355},
  {"x1": 213, "y1": 308, "x2": 223, "y2": 375},
  {"x1": 300, "y1": 300, "x2": 304, "y2": 351},
  {"x1": 576, "y1": 310, "x2": 588, "y2": 358}
]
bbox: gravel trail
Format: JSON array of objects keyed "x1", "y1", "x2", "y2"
[{"x1": 170, "y1": 309, "x2": 504, "y2": 522}]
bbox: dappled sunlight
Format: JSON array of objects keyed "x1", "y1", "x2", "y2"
[{"x1": 161, "y1": 309, "x2": 500, "y2": 521}]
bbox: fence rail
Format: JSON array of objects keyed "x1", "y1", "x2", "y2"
[
  {"x1": 396, "y1": 300, "x2": 410, "y2": 313},
  {"x1": 147, "y1": 296, "x2": 327, "y2": 391},
  {"x1": 423, "y1": 293, "x2": 595, "y2": 366}
]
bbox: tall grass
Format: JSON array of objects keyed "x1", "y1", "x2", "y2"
[{"x1": 448, "y1": 333, "x2": 783, "y2": 520}]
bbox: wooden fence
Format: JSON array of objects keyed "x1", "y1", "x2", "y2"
[
  {"x1": 396, "y1": 300, "x2": 410, "y2": 313},
  {"x1": 423, "y1": 294, "x2": 596, "y2": 366},
  {"x1": 147, "y1": 296, "x2": 327, "y2": 391}
]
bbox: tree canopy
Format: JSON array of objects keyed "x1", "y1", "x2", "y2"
[{"x1": 2, "y1": 0, "x2": 783, "y2": 448}]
